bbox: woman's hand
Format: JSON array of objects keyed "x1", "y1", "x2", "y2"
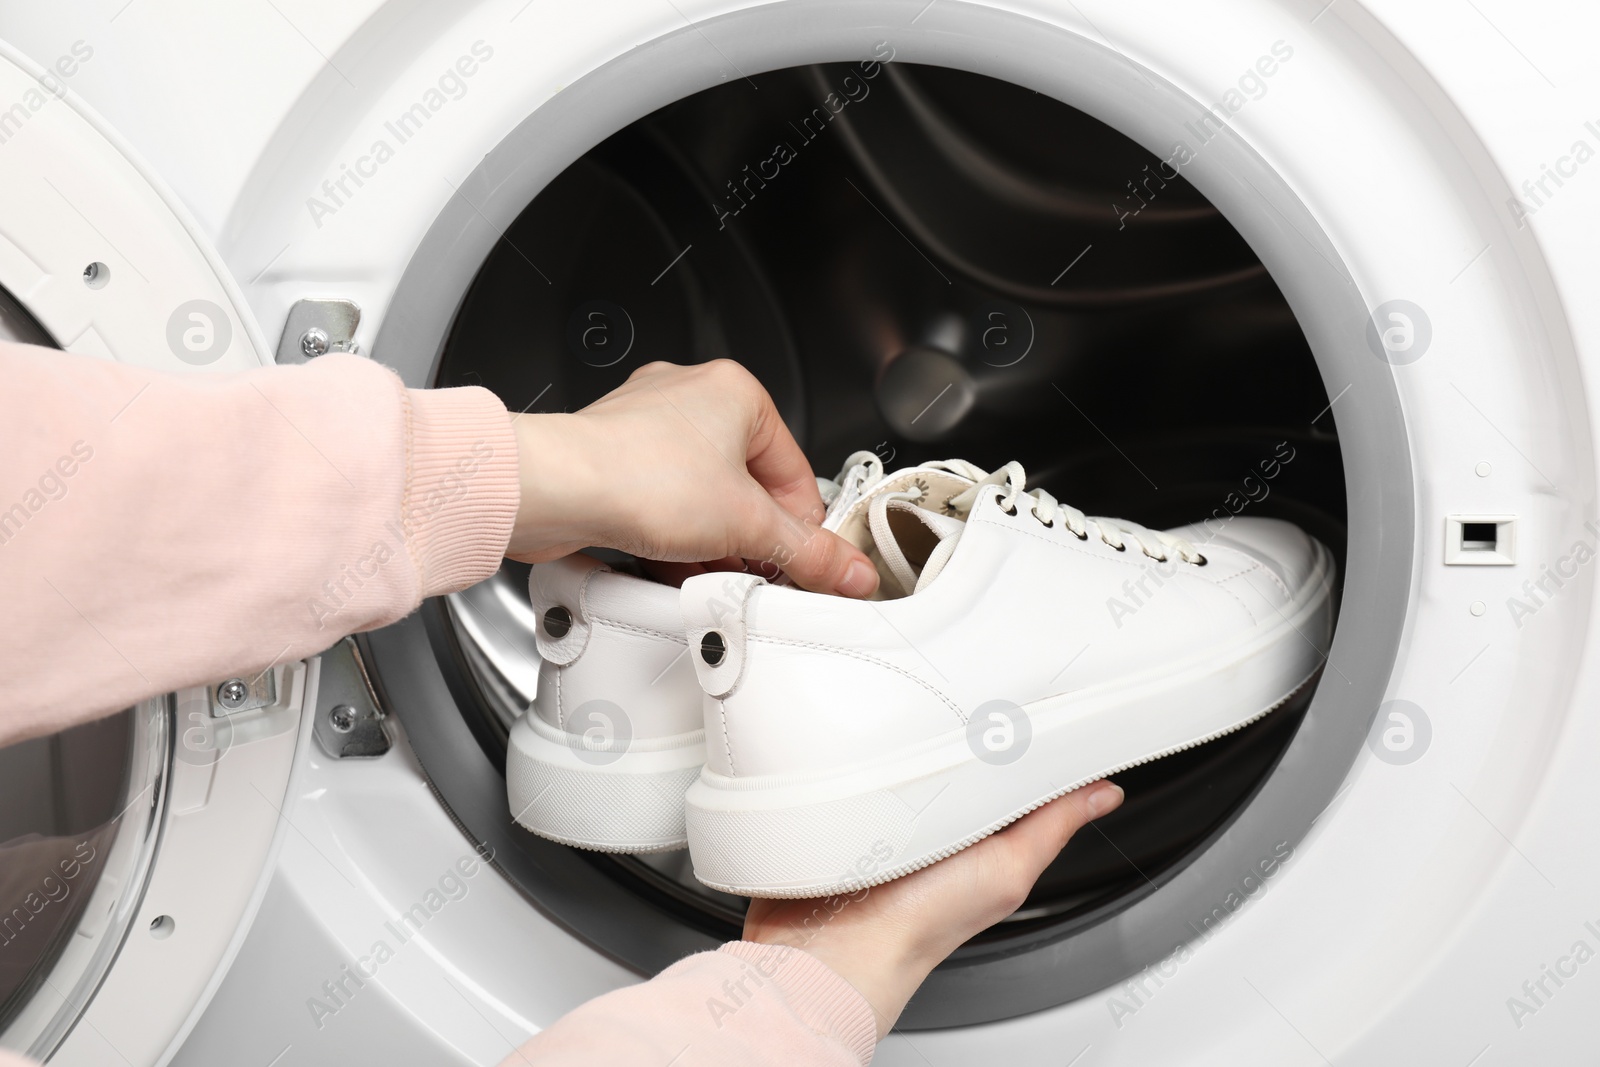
[
  {"x1": 507, "y1": 360, "x2": 879, "y2": 597},
  {"x1": 742, "y1": 782, "x2": 1125, "y2": 1039}
]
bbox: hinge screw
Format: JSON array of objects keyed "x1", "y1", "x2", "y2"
[
  {"x1": 300, "y1": 327, "x2": 330, "y2": 358},
  {"x1": 218, "y1": 679, "x2": 249, "y2": 710},
  {"x1": 329, "y1": 704, "x2": 357, "y2": 733}
]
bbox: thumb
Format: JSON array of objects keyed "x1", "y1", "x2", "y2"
[
  {"x1": 995, "y1": 782, "x2": 1124, "y2": 878},
  {"x1": 748, "y1": 501, "x2": 880, "y2": 597}
]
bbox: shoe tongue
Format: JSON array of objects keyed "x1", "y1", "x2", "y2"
[
  {"x1": 820, "y1": 461, "x2": 979, "y2": 599},
  {"x1": 870, "y1": 497, "x2": 966, "y2": 597}
]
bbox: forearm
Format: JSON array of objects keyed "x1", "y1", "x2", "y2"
[
  {"x1": 505, "y1": 942, "x2": 877, "y2": 1067},
  {"x1": 0, "y1": 342, "x2": 517, "y2": 745}
]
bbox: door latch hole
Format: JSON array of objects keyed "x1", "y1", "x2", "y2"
[{"x1": 1445, "y1": 515, "x2": 1516, "y2": 565}]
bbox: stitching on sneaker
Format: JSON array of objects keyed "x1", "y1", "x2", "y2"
[
  {"x1": 963, "y1": 511, "x2": 1269, "y2": 626},
  {"x1": 1231, "y1": 555, "x2": 1292, "y2": 599},
  {"x1": 590, "y1": 617, "x2": 687, "y2": 643},
  {"x1": 745, "y1": 634, "x2": 966, "y2": 724},
  {"x1": 718, "y1": 698, "x2": 737, "y2": 776},
  {"x1": 554, "y1": 662, "x2": 564, "y2": 732},
  {"x1": 1209, "y1": 575, "x2": 1263, "y2": 626},
  {"x1": 971, "y1": 511, "x2": 1268, "y2": 595},
  {"x1": 969, "y1": 510, "x2": 1205, "y2": 572}
]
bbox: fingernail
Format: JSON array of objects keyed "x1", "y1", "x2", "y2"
[
  {"x1": 1087, "y1": 782, "x2": 1124, "y2": 818},
  {"x1": 838, "y1": 559, "x2": 878, "y2": 597}
]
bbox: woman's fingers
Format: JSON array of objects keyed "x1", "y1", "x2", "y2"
[
  {"x1": 730, "y1": 370, "x2": 883, "y2": 595},
  {"x1": 746, "y1": 499, "x2": 879, "y2": 597},
  {"x1": 724, "y1": 362, "x2": 830, "y2": 526},
  {"x1": 516, "y1": 360, "x2": 880, "y2": 596},
  {"x1": 737, "y1": 781, "x2": 1124, "y2": 1042},
  {"x1": 989, "y1": 783, "x2": 1124, "y2": 885}
]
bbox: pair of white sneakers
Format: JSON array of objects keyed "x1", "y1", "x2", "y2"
[{"x1": 507, "y1": 452, "x2": 1334, "y2": 898}]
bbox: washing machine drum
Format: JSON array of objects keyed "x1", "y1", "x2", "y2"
[{"x1": 372, "y1": 54, "x2": 1383, "y2": 1028}]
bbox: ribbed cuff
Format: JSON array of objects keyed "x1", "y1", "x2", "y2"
[
  {"x1": 718, "y1": 942, "x2": 878, "y2": 1065},
  {"x1": 401, "y1": 384, "x2": 519, "y2": 596}
]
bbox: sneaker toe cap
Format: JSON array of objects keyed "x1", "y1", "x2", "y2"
[{"x1": 1177, "y1": 517, "x2": 1324, "y2": 596}]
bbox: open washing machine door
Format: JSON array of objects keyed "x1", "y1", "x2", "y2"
[
  {"x1": 4, "y1": 2, "x2": 1598, "y2": 1064},
  {"x1": 0, "y1": 43, "x2": 317, "y2": 1067}
]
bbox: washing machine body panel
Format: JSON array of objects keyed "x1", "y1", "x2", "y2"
[
  {"x1": 0, "y1": 2, "x2": 1596, "y2": 1064},
  {"x1": 1317, "y1": 2, "x2": 1600, "y2": 1060}
]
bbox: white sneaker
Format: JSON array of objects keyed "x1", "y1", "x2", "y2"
[
  {"x1": 680, "y1": 458, "x2": 1335, "y2": 897},
  {"x1": 505, "y1": 452, "x2": 892, "y2": 853},
  {"x1": 507, "y1": 554, "x2": 705, "y2": 852}
]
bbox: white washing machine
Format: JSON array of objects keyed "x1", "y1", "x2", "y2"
[{"x1": 1, "y1": 1, "x2": 1596, "y2": 1063}]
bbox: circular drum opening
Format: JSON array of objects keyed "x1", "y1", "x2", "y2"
[
  {"x1": 423, "y1": 58, "x2": 1341, "y2": 985},
  {"x1": 439, "y1": 61, "x2": 1346, "y2": 932},
  {"x1": 368, "y1": 7, "x2": 1411, "y2": 1029}
]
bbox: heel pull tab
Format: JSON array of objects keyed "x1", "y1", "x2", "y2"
[
  {"x1": 527, "y1": 555, "x2": 608, "y2": 665},
  {"x1": 680, "y1": 572, "x2": 764, "y2": 698}
]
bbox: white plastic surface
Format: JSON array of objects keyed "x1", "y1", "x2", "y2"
[
  {"x1": 0, "y1": 43, "x2": 269, "y2": 372},
  {"x1": 0, "y1": 0, "x2": 1594, "y2": 1063},
  {"x1": 169, "y1": 674, "x2": 638, "y2": 1067}
]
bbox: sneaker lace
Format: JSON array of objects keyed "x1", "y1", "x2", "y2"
[
  {"x1": 834, "y1": 450, "x2": 885, "y2": 494},
  {"x1": 935, "y1": 459, "x2": 1205, "y2": 565},
  {"x1": 818, "y1": 450, "x2": 887, "y2": 512}
]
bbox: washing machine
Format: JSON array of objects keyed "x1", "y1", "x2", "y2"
[{"x1": 1, "y1": 1, "x2": 1596, "y2": 1063}]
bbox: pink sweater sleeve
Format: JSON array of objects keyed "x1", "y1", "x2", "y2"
[
  {"x1": 506, "y1": 942, "x2": 878, "y2": 1066},
  {"x1": 0, "y1": 343, "x2": 880, "y2": 1066},
  {"x1": 0, "y1": 340, "x2": 518, "y2": 744}
]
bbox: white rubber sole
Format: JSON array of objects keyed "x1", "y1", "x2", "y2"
[
  {"x1": 685, "y1": 545, "x2": 1335, "y2": 896},
  {"x1": 506, "y1": 714, "x2": 705, "y2": 854}
]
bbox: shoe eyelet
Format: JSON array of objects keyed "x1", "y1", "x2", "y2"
[
  {"x1": 700, "y1": 630, "x2": 727, "y2": 666},
  {"x1": 1073, "y1": 529, "x2": 1089, "y2": 541},
  {"x1": 542, "y1": 605, "x2": 573, "y2": 639},
  {"x1": 1111, "y1": 542, "x2": 1127, "y2": 552},
  {"x1": 1193, "y1": 554, "x2": 1208, "y2": 567},
  {"x1": 1039, "y1": 516, "x2": 1054, "y2": 529},
  {"x1": 1002, "y1": 504, "x2": 1018, "y2": 517}
]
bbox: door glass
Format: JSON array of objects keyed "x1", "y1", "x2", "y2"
[
  {"x1": 0, "y1": 292, "x2": 172, "y2": 1058},
  {"x1": 0, "y1": 713, "x2": 134, "y2": 1023}
]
